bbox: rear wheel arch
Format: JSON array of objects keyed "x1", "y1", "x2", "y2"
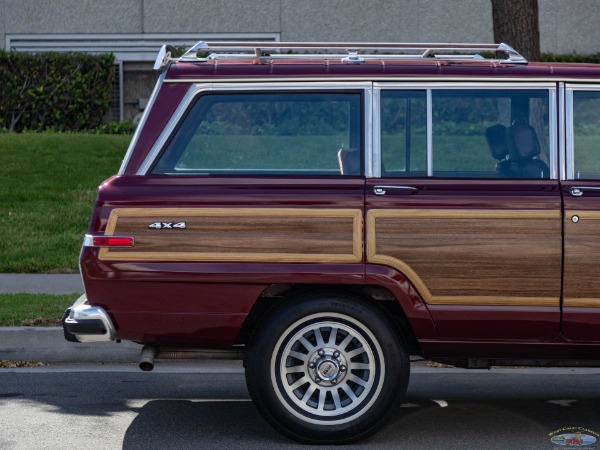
[
  {"x1": 244, "y1": 291, "x2": 411, "y2": 444},
  {"x1": 236, "y1": 284, "x2": 422, "y2": 356}
]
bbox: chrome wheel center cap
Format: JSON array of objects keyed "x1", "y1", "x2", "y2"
[{"x1": 316, "y1": 359, "x2": 339, "y2": 381}]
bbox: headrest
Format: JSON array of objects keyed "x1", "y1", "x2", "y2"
[
  {"x1": 485, "y1": 124, "x2": 508, "y2": 161},
  {"x1": 507, "y1": 123, "x2": 541, "y2": 161}
]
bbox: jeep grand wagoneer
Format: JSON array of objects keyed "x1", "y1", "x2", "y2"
[{"x1": 63, "y1": 41, "x2": 600, "y2": 444}]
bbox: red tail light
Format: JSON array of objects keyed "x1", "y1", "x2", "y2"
[{"x1": 84, "y1": 235, "x2": 134, "y2": 248}]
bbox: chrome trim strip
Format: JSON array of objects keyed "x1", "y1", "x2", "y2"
[
  {"x1": 364, "y1": 85, "x2": 375, "y2": 178},
  {"x1": 119, "y1": 71, "x2": 166, "y2": 175},
  {"x1": 165, "y1": 77, "x2": 600, "y2": 85},
  {"x1": 564, "y1": 84, "x2": 600, "y2": 180},
  {"x1": 558, "y1": 83, "x2": 567, "y2": 181},
  {"x1": 564, "y1": 83, "x2": 600, "y2": 91},
  {"x1": 565, "y1": 87, "x2": 575, "y2": 180},
  {"x1": 370, "y1": 87, "x2": 380, "y2": 178},
  {"x1": 83, "y1": 234, "x2": 94, "y2": 247},
  {"x1": 137, "y1": 82, "x2": 373, "y2": 176},
  {"x1": 373, "y1": 81, "x2": 558, "y2": 90},
  {"x1": 426, "y1": 89, "x2": 433, "y2": 177},
  {"x1": 548, "y1": 87, "x2": 558, "y2": 179}
]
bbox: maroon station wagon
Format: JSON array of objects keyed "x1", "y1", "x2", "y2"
[{"x1": 63, "y1": 41, "x2": 600, "y2": 444}]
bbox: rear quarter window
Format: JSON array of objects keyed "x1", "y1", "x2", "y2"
[{"x1": 151, "y1": 92, "x2": 362, "y2": 176}]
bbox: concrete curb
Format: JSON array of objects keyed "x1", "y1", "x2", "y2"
[
  {"x1": 0, "y1": 327, "x2": 141, "y2": 363},
  {"x1": 0, "y1": 274, "x2": 83, "y2": 294}
]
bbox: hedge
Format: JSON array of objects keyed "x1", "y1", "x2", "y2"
[
  {"x1": 541, "y1": 53, "x2": 600, "y2": 64},
  {"x1": 0, "y1": 51, "x2": 114, "y2": 132}
]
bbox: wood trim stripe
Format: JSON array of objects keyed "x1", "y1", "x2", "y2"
[
  {"x1": 564, "y1": 298, "x2": 600, "y2": 308},
  {"x1": 100, "y1": 207, "x2": 363, "y2": 263},
  {"x1": 566, "y1": 210, "x2": 600, "y2": 221},
  {"x1": 366, "y1": 209, "x2": 560, "y2": 307},
  {"x1": 429, "y1": 296, "x2": 558, "y2": 307},
  {"x1": 369, "y1": 209, "x2": 559, "y2": 220}
]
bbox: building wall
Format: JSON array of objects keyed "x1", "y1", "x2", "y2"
[
  {"x1": 2, "y1": 0, "x2": 599, "y2": 121},
  {"x1": 2, "y1": 0, "x2": 600, "y2": 54}
]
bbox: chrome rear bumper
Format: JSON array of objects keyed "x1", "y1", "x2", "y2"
[{"x1": 62, "y1": 294, "x2": 116, "y2": 343}]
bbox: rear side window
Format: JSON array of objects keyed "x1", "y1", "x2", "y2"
[
  {"x1": 572, "y1": 91, "x2": 600, "y2": 179},
  {"x1": 380, "y1": 88, "x2": 551, "y2": 179},
  {"x1": 152, "y1": 92, "x2": 362, "y2": 176}
]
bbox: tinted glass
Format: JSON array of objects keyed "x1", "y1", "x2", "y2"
[
  {"x1": 380, "y1": 91, "x2": 427, "y2": 176},
  {"x1": 573, "y1": 91, "x2": 600, "y2": 179},
  {"x1": 381, "y1": 89, "x2": 551, "y2": 179},
  {"x1": 152, "y1": 92, "x2": 362, "y2": 176}
]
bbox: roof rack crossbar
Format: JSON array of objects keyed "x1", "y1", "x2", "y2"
[{"x1": 154, "y1": 41, "x2": 527, "y2": 69}]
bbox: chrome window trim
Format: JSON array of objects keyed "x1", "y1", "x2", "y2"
[
  {"x1": 119, "y1": 71, "x2": 166, "y2": 175},
  {"x1": 559, "y1": 83, "x2": 568, "y2": 181},
  {"x1": 365, "y1": 85, "x2": 376, "y2": 178},
  {"x1": 373, "y1": 81, "x2": 557, "y2": 90},
  {"x1": 564, "y1": 83, "x2": 600, "y2": 180},
  {"x1": 370, "y1": 88, "x2": 380, "y2": 178},
  {"x1": 548, "y1": 87, "x2": 558, "y2": 180},
  {"x1": 137, "y1": 82, "x2": 372, "y2": 176},
  {"x1": 165, "y1": 77, "x2": 598, "y2": 85},
  {"x1": 426, "y1": 89, "x2": 433, "y2": 177},
  {"x1": 374, "y1": 81, "x2": 558, "y2": 179}
]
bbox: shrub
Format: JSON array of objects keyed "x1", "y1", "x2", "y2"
[
  {"x1": 94, "y1": 120, "x2": 136, "y2": 135},
  {"x1": 0, "y1": 51, "x2": 115, "y2": 132}
]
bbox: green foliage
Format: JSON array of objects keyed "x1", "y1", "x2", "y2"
[
  {"x1": 541, "y1": 53, "x2": 600, "y2": 64},
  {"x1": 0, "y1": 51, "x2": 115, "y2": 132},
  {"x1": 0, "y1": 133, "x2": 130, "y2": 273},
  {"x1": 0, "y1": 294, "x2": 79, "y2": 326},
  {"x1": 94, "y1": 120, "x2": 137, "y2": 134}
]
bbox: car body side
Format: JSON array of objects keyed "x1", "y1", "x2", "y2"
[{"x1": 76, "y1": 59, "x2": 600, "y2": 363}]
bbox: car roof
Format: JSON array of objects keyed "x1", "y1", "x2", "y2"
[
  {"x1": 164, "y1": 59, "x2": 600, "y2": 82},
  {"x1": 157, "y1": 41, "x2": 600, "y2": 82}
]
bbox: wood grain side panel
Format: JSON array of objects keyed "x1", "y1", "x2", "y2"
[
  {"x1": 564, "y1": 211, "x2": 600, "y2": 308},
  {"x1": 367, "y1": 209, "x2": 561, "y2": 306},
  {"x1": 99, "y1": 208, "x2": 362, "y2": 263}
]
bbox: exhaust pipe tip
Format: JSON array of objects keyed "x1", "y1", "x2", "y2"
[{"x1": 139, "y1": 345, "x2": 157, "y2": 371}]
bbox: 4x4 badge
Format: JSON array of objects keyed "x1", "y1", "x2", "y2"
[{"x1": 148, "y1": 222, "x2": 186, "y2": 230}]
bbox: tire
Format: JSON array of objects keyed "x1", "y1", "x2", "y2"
[{"x1": 245, "y1": 293, "x2": 410, "y2": 444}]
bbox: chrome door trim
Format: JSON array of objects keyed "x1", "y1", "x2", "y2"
[
  {"x1": 565, "y1": 86, "x2": 574, "y2": 180},
  {"x1": 564, "y1": 83, "x2": 600, "y2": 180},
  {"x1": 370, "y1": 88, "x2": 381, "y2": 178},
  {"x1": 426, "y1": 89, "x2": 433, "y2": 177},
  {"x1": 374, "y1": 81, "x2": 558, "y2": 179},
  {"x1": 373, "y1": 81, "x2": 557, "y2": 90},
  {"x1": 365, "y1": 84, "x2": 376, "y2": 178},
  {"x1": 548, "y1": 85, "x2": 558, "y2": 180},
  {"x1": 558, "y1": 83, "x2": 567, "y2": 181}
]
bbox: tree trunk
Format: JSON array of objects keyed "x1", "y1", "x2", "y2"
[{"x1": 491, "y1": 0, "x2": 541, "y2": 62}]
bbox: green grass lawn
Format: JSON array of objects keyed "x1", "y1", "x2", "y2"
[
  {"x1": 0, "y1": 133, "x2": 130, "y2": 272},
  {"x1": 0, "y1": 293, "x2": 78, "y2": 326}
]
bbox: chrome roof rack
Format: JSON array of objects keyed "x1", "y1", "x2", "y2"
[{"x1": 154, "y1": 41, "x2": 527, "y2": 70}]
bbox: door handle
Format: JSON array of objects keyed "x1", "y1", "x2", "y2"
[
  {"x1": 569, "y1": 186, "x2": 600, "y2": 197},
  {"x1": 373, "y1": 185, "x2": 419, "y2": 196}
]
